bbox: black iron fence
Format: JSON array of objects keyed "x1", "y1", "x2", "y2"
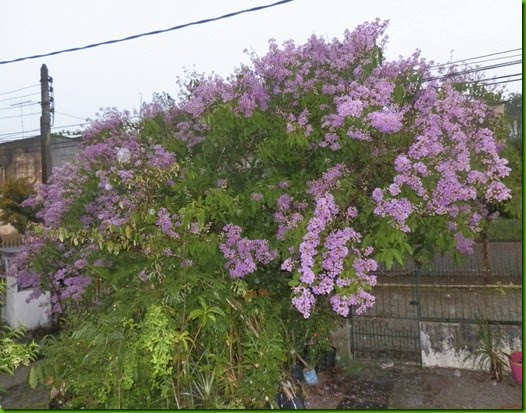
[
  {"x1": 349, "y1": 317, "x2": 421, "y2": 365},
  {"x1": 349, "y1": 245, "x2": 522, "y2": 365},
  {"x1": 374, "y1": 242, "x2": 522, "y2": 279},
  {"x1": 363, "y1": 279, "x2": 522, "y2": 324}
]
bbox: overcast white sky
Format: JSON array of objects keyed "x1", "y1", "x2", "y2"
[{"x1": 0, "y1": 0, "x2": 522, "y2": 141}]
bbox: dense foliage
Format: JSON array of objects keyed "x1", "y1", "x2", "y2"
[
  {"x1": 14, "y1": 20, "x2": 512, "y2": 408},
  {"x1": 0, "y1": 177, "x2": 38, "y2": 233}
]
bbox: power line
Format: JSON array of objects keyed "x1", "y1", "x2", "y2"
[
  {"x1": 51, "y1": 123, "x2": 86, "y2": 131},
  {"x1": 0, "y1": 92, "x2": 40, "y2": 103},
  {"x1": 55, "y1": 111, "x2": 87, "y2": 121},
  {"x1": 444, "y1": 60, "x2": 521, "y2": 77},
  {"x1": 0, "y1": 84, "x2": 39, "y2": 96},
  {"x1": 455, "y1": 76, "x2": 522, "y2": 88},
  {"x1": 438, "y1": 53, "x2": 522, "y2": 70},
  {"x1": 425, "y1": 60, "x2": 522, "y2": 82},
  {"x1": 429, "y1": 48, "x2": 522, "y2": 69},
  {"x1": 0, "y1": 0, "x2": 294, "y2": 65},
  {"x1": 0, "y1": 102, "x2": 38, "y2": 111},
  {"x1": 0, "y1": 141, "x2": 82, "y2": 151},
  {"x1": 455, "y1": 72, "x2": 522, "y2": 85},
  {"x1": 0, "y1": 123, "x2": 86, "y2": 138},
  {"x1": 478, "y1": 78, "x2": 522, "y2": 87},
  {"x1": 0, "y1": 111, "x2": 40, "y2": 120}
]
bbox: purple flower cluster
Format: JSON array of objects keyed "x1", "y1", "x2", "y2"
[
  {"x1": 149, "y1": 144, "x2": 177, "y2": 169},
  {"x1": 375, "y1": 82, "x2": 512, "y2": 244},
  {"x1": 273, "y1": 194, "x2": 305, "y2": 240},
  {"x1": 292, "y1": 286, "x2": 316, "y2": 319},
  {"x1": 11, "y1": 236, "x2": 95, "y2": 312},
  {"x1": 35, "y1": 162, "x2": 87, "y2": 229},
  {"x1": 83, "y1": 107, "x2": 132, "y2": 142},
  {"x1": 321, "y1": 228, "x2": 354, "y2": 278},
  {"x1": 294, "y1": 219, "x2": 378, "y2": 317},
  {"x1": 454, "y1": 232, "x2": 475, "y2": 255},
  {"x1": 336, "y1": 97, "x2": 364, "y2": 118},
  {"x1": 286, "y1": 109, "x2": 313, "y2": 137},
  {"x1": 156, "y1": 208, "x2": 180, "y2": 238},
  {"x1": 367, "y1": 109, "x2": 403, "y2": 134},
  {"x1": 286, "y1": 191, "x2": 378, "y2": 317},
  {"x1": 176, "y1": 19, "x2": 418, "y2": 155},
  {"x1": 353, "y1": 257, "x2": 378, "y2": 286},
  {"x1": 330, "y1": 289, "x2": 375, "y2": 317},
  {"x1": 219, "y1": 224, "x2": 278, "y2": 278},
  {"x1": 10, "y1": 236, "x2": 45, "y2": 294},
  {"x1": 373, "y1": 190, "x2": 414, "y2": 232},
  {"x1": 346, "y1": 127, "x2": 373, "y2": 142},
  {"x1": 297, "y1": 194, "x2": 339, "y2": 285},
  {"x1": 307, "y1": 164, "x2": 348, "y2": 198},
  {"x1": 280, "y1": 257, "x2": 296, "y2": 272},
  {"x1": 139, "y1": 102, "x2": 164, "y2": 120},
  {"x1": 216, "y1": 179, "x2": 228, "y2": 189},
  {"x1": 319, "y1": 132, "x2": 341, "y2": 151}
]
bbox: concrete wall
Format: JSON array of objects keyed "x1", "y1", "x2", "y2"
[
  {"x1": 332, "y1": 280, "x2": 522, "y2": 371},
  {"x1": 0, "y1": 250, "x2": 51, "y2": 329},
  {"x1": 333, "y1": 320, "x2": 522, "y2": 372},
  {"x1": 420, "y1": 321, "x2": 522, "y2": 371},
  {"x1": 0, "y1": 134, "x2": 81, "y2": 184},
  {"x1": 2, "y1": 275, "x2": 51, "y2": 329}
]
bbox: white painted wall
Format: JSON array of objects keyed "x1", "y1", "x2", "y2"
[
  {"x1": 1, "y1": 251, "x2": 51, "y2": 330},
  {"x1": 334, "y1": 319, "x2": 522, "y2": 373},
  {"x1": 3, "y1": 273, "x2": 51, "y2": 329},
  {"x1": 420, "y1": 321, "x2": 522, "y2": 373},
  {"x1": 420, "y1": 327, "x2": 473, "y2": 369}
]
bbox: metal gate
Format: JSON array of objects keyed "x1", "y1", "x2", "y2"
[{"x1": 349, "y1": 279, "x2": 422, "y2": 366}]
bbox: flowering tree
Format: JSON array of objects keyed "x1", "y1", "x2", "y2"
[
  {"x1": 13, "y1": 20, "x2": 511, "y2": 408},
  {"x1": 166, "y1": 19, "x2": 510, "y2": 318}
]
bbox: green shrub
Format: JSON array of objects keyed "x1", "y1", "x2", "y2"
[{"x1": 0, "y1": 281, "x2": 39, "y2": 392}]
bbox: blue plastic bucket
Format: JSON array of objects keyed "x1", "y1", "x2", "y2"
[{"x1": 303, "y1": 368, "x2": 318, "y2": 385}]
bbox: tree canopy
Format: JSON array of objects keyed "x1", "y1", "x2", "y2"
[
  {"x1": 13, "y1": 20, "x2": 514, "y2": 408},
  {"x1": 0, "y1": 177, "x2": 38, "y2": 233}
]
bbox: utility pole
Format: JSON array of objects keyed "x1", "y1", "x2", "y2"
[{"x1": 40, "y1": 64, "x2": 53, "y2": 184}]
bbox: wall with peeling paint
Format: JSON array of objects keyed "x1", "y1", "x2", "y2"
[{"x1": 420, "y1": 321, "x2": 522, "y2": 371}]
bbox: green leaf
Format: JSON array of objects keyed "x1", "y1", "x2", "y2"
[
  {"x1": 384, "y1": 250, "x2": 394, "y2": 269},
  {"x1": 392, "y1": 249, "x2": 404, "y2": 266},
  {"x1": 188, "y1": 308, "x2": 204, "y2": 321},
  {"x1": 28, "y1": 365, "x2": 40, "y2": 389},
  {"x1": 288, "y1": 279, "x2": 300, "y2": 287},
  {"x1": 58, "y1": 227, "x2": 67, "y2": 243},
  {"x1": 402, "y1": 242, "x2": 413, "y2": 255}
]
